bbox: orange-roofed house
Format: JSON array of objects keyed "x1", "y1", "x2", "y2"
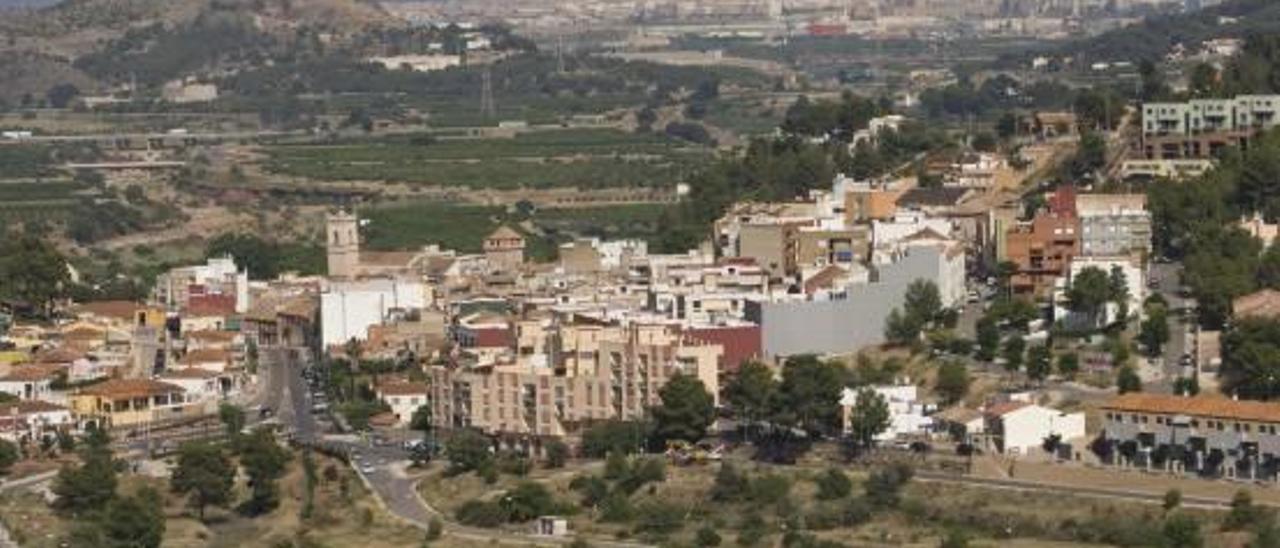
[
  {"x1": 73, "y1": 301, "x2": 165, "y2": 330},
  {"x1": 1234, "y1": 289, "x2": 1280, "y2": 321},
  {"x1": 179, "y1": 348, "x2": 234, "y2": 373},
  {"x1": 1101, "y1": 393, "x2": 1280, "y2": 478},
  {"x1": 375, "y1": 381, "x2": 429, "y2": 427},
  {"x1": 0, "y1": 364, "x2": 66, "y2": 402},
  {"x1": 69, "y1": 379, "x2": 203, "y2": 430},
  {"x1": 0, "y1": 400, "x2": 73, "y2": 444}
]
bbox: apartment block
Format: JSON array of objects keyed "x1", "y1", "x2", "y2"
[
  {"x1": 1075, "y1": 193, "x2": 1151, "y2": 258},
  {"x1": 1140, "y1": 95, "x2": 1280, "y2": 159},
  {"x1": 427, "y1": 322, "x2": 722, "y2": 450}
]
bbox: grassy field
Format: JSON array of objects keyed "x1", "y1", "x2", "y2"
[
  {"x1": 261, "y1": 129, "x2": 708, "y2": 189},
  {"x1": 419, "y1": 452, "x2": 1241, "y2": 548},
  {"x1": 361, "y1": 201, "x2": 675, "y2": 256}
]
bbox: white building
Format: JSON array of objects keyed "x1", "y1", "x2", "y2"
[
  {"x1": 840, "y1": 384, "x2": 935, "y2": 442},
  {"x1": 368, "y1": 54, "x2": 462, "y2": 72},
  {"x1": 0, "y1": 401, "x2": 73, "y2": 444},
  {"x1": 376, "y1": 381, "x2": 429, "y2": 427},
  {"x1": 0, "y1": 365, "x2": 61, "y2": 402},
  {"x1": 984, "y1": 401, "x2": 1086, "y2": 456},
  {"x1": 320, "y1": 278, "x2": 427, "y2": 348},
  {"x1": 153, "y1": 256, "x2": 250, "y2": 313},
  {"x1": 1053, "y1": 255, "x2": 1146, "y2": 327}
]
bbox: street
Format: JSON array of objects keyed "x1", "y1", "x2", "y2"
[{"x1": 1147, "y1": 261, "x2": 1196, "y2": 393}]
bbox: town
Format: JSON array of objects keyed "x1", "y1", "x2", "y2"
[{"x1": 3, "y1": 0, "x2": 1280, "y2": 547}]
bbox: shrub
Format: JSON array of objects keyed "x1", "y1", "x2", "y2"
[
  {"x1": 425, "y1": 517, "x2": 443, "y2": 540},
  {"x1": 545, "y1": 440, "x2": 569, "y2": 468},
  {"x1": 634, "y1": 500, "x2": 685, "y2": 537},
  {"x1": 445, "y1": 429, "x2": 493, "y2": 475},
  {"x1": 696, "y1": 526, "x2": 723, "y2": 547},
  {"x1": 736, "y1": 512, "x2": 768, "y2": 547},
  {"x1": 600, "y1": 491, "x2": 634, "y2": 523},
  {"x1": 749, "y1": 473, "x2": 792, "y2": 505},
  {"x1": 496, "y1": 451, "x2": 532, "y2": 477},
  {"x1": 456, "y1": 500, "x2": 507, "y2": 527},
  {"x1": 569, "y1": 475, "x2": 609, "y2": 508},
  {"x1": 501, "y1": 482, "x2": 560, "y2": 522},
  {"x1": 619, "y1": 457, "x2": 666, "y2": 494},
  {"x1": 711, "y1": 462, "x2": 750, "y2": 502},
  {"x1": 864, "y1": 462, "x2": 913, "y2": 507},
  {"x1": 604, "y1": 451, "x2": 630, "y2": 480},
  {"x1": 813, "y1": 467, "x2": 852, "y2": 500},
  {"x1": 581, "y1": 421, "x2": 649, "y2": 458}
]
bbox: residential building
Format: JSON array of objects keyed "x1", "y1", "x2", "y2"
[
  {"x1": 69, "y1": 379, "x2": 205, "y2": 430},
  {"x1": 747, "y1": 245, "x2": 964, "y2": 358},
  {"x1": 153, "y1": 256, "x2": 249, "y2": 313},
  {"x1": 427, "y1": 322, "x2": 721, "y2": 451},
  {"x1": 1100, "y1": 393, "x2": 1280, "y2": 479},
  {"x1": 840, "y1": 384, "x2": 934, "y2": 441},
  {"x1": 367, "y1": 54, "x2": 462, "y2": 72},
  {"x1": 0, "y1": 364, "x2": 63, "y2": 401},
  {"x1": 1233, "y1": 289, "x2": 1280, "y2": 320},
  {"x1": 1140, "y1": 95, "x2": 1280, "y2": 159},
  {"x1": 1119, "y1": 158, "x2": 1214, "y2": 180},
  {"x1": 376, "y1": 381, "x2": 429, "y2": 427},
  {"x1": 1005, "y1": 187, "x2": 1079, "y2": 297},
  {"x1": 0, "y1": 400, "x2": 73, "y2": 444},
  {"x1": 320, "y1": 277, "x2": 427, "y2": 348},
  {"x1": 1241, "y1": 213, "x2": 1280, "y2": 248},
  {"x1": 984, "y1": 401, "x2": 1086, "y2": 456},
  {"x1": 1076, "y1": 194, "x2": 1151, "y2": 258},
  {"x1": 1053, "y1": 255, "x2": 1146, "y2": 327}
]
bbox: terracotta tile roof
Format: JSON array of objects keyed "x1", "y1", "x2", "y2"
[
  {"x1": 159, "y1": 368, "x2": 220, "y2": 379},
  {"x1": 62, "y1": 326, "x2": 106, "y2": 341},
  {"x1": 486, "y1": 225, "x2": 524, "y2": 241},
  {"x1": 359, "y1": 251, "x2": 420, "y2": 268},
  {"x1": 180, "y1": 348, "x2": 231, "y2": 366},
  {"x1": 935, "y1": 406, "x2": 983, "y2": 424},
  {"x1": 186, "y1": 330, "x2": 237, "y2": 343},
  {"x1": 1102, "y1": 393, "x2": 1280, "y2": 423},
  {"x1": 0, "y1": 363, "x2": 65, "y2": 382},
  {"x1": 75, "y1": 301, "x2": 144, "y2": 321},
  {"x1": 0, "y1": 400, "x2": 66, "y2": 416},
  {"x1": 984, "y1": 401, "x2": 1030, "y2": 418},
  {"x1": 1234, "y1": 289, "x2": 1280, "y2": 321},
  {"x1": 78, "y1": 379, "x2": 184, "y2": 398},
  {"x1": 34, "y1": 347, "x2": 84, "y2": 364},
  {"x1": 185, "y1": 294, "x2": 236, "y2": 317},
  {"x1": 803, "y1": 265, "x2": 846, "y2": 295},
  {"x1": 377, "y1": 381, "x2": 429, "y2": 396}
]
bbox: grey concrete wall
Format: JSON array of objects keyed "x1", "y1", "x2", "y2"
[{"x1": 747, "y1": 247, "x2": 947, "y2": 358}]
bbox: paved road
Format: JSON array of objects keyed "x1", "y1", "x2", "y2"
[
  {"x1": 1147, "y1": 262, "x2": 1196, "y2": 393},
  {"x1": 916, "y1": 469, "x2": 1252, "y2": 510}
]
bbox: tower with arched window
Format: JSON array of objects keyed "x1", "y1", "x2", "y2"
[{"x1": 326, "y1": 210, "x2": 359, "y2": 278}]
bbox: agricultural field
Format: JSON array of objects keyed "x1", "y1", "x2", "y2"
[{"x1": 260, "y1": 129, "x2": 710, "y2": 189}]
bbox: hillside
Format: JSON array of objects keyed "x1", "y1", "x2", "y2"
[
  {"x1": 0, "y1": 0, "x2": 392, "y2": 55},
  {"x1": 1001, "y1": 0, "x2": 1280, "y2": 64}
]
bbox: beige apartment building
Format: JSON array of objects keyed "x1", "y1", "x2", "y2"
[{"x1": 427, "y1": 321, "x2": 722, "y2": 451}]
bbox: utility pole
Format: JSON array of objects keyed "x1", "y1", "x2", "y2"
[{"x1": 480, "y1": 68, "x2": 496, "y2": 120}]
